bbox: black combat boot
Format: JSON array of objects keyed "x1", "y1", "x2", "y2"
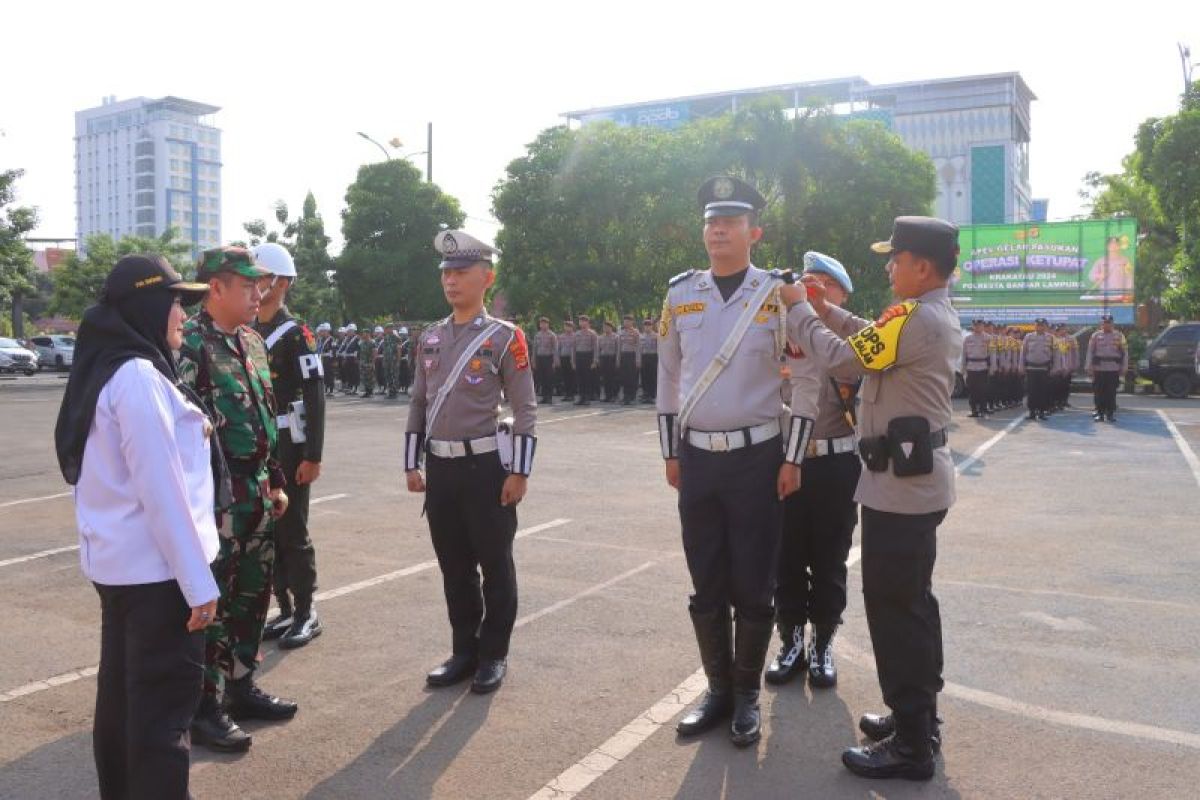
[
  {"x1": 676, "y1": 607, "x2": 733, "y2": 737},
  {"x1": 730, "y1": 615, "x2": 773, "y2": 747},
  {"x1": 191, "y1": 693, "x2": 252, "y2": 752},
  {"x1": 224, "y1": 675, "x2": 298, "y2": 721},
  {"x1": 859, "y1": 709, "x2": 943, "y2": 752},
  {"x1": 764, "y1": 620, "x2": 807, "y2": 686},
  {"x1": 843, "y1": 712, "x2": 935, "y2": 780},
  {"x1": 279, "y1": 607, "x2": 322, "y2": 650},
  {"x1": 262, "y1": 601, "x2": 293, "y2": 642},
  {"x1": 807, "y1": 624, "x2": 838, "y2": 688},
  {"x1": 426, "y1": 653, "x2": 478, "y2": 687}
]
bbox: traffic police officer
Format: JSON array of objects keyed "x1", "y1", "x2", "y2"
[
  {"x1": 783, "y1": 216, "x2": 962, "y2": 781},
  {"x1": 766, "y1": 251, "x2": 862, "y2": 690},
  {"x1": 1087, "y1": 314, "x2": 1127, "y2": 422},
  {"x1": 573, "y1": 315, "x2": 599, "y2": 404},
  {"x1": 961, "y1": 319, "x2": 994, "y2": 417},
  {"x1": 639, "y1": 317, "x2": 658, "y2": 402},
  {"x1": 1020, "y1": 318, "x2": 1055, "y2": 420},
  {"x1": 659, "y1": 176, "x2": 819, "y2": 747},
  {"x1": 251, "y1": 242, "x2": 327, "y2": 650},
  {"x1": 178, "y1": 246, "x2": 297, "y2": 752},
  {"x1": 339, "y1": 323, "x2": 359, "y2": 394},
  {"x1": 618, "y1": 313, "x2": 641, "y2": 404},
  {"x1": 404, "y1": 230, "x2": 538, "y2": 694},
  {"x1": 532, "y1": 316, "x2": 558, "y2": 404}
]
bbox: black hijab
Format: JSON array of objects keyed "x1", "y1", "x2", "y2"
[{"x1": 54, "y1": 255, "x2": 205, "y2": 485}]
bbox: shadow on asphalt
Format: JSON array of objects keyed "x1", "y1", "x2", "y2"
[
  {"x1": 304, "y1": 685, "x2": 493, "y2": 799},
  {"x1": 0, "y1": 730, "x2": 96, "y2": 800}
]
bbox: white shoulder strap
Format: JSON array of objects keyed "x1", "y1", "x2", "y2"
[
  {"x1": 678, "y1": 275, "x2": 781, "y2": 432},
  {"x1": 425, "y1": 322, "x2": 504, "y2": 435},
  {"x1": 264, "y1": 320, "x2": 298, "y2": 351}
]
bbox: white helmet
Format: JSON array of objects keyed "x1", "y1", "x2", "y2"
[
  {"x1": 251, "y1": 242, "x2": 297, "y2": 278},
  {"x1": 373, "y1": 326, "x2": 384, "y2": 334},
  {"x1": 399, "y1": 327, "x2": 408, "y2": 335},
  {"x1": 316, "y1": 322, "x2": 331, "y2": 332},
  {"x1": 336, "y1": 326, "x2": 346, "y2": 334},
  {"x1": 347, "y1": 323, "x2": 358, "y2": 332}
]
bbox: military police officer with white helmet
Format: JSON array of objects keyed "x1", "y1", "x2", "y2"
[{"x1": 251, "y1": 242, "x2": 327, "y2": 649}]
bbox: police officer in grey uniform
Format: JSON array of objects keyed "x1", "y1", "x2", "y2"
[
  {"x1": 532, "y1": 316, "x2": 558, "y2": 405},
  {"x1": 1020, "y1": 318, "x2": 1056, "y2": 420},
  {"x1": 639, "y1": 318, "x2": 658, "y2": 402},
  {"x1": 557, "y1": 320, "x2": 576, "y2": 400},
  {"x1": 659, "y1": 176, "x2": 819, "y2": 748},
  {"x1": 767, "y1": 252, "x2": 862, "y2": 690},
  {"x1": 784, "y1": 216, "x2": 962, "y2": 781},
  {"x1": 598, "y1": 320, "x2": 619, "y2": 401},
  {"x1": 404, "y1": 230, "x2": 537, "y2": 695},
  {"x1": 961, "y1": 319, "x2": 994, "y2": 418},
  {"x1": 618, "y1": 314, "x2": 641, "y2": 404},
  {"x1": 574, "y1": 315, "x2": 599, "y2": 404},
  {"x1": 1086, "y1": 314, "x2": 1127, "y2": 422}
]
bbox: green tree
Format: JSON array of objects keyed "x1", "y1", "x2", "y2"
[
  {"x1": 1082, "y1": 80, "x2": 1200, "y2": 320},
  {"x1": 337, "y1": 160, "x2": 464, "y2": 320},
  {"x1": 50, "y1": 229, "x2": 191, "y2": 319},
  {"x1": 0, "y1": 169, "x2": 39, "y2": 336},
  {"x1": 491, "y1": 104, "x2": 935, "y2": 320}
]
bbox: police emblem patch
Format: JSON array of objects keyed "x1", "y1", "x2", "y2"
[
  {"x1": 713, "y1": 177, "x2": 735, "y2": 199},
  {"x1": 464, "y1": 374, "x2": 484, "y2": 385},
  {"x1": 442, "y1": 234, "x2": 458, "y2": 253}
]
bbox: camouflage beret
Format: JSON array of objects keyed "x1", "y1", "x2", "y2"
[{"x1": 195, "y1": 246, "x2": 270, "y2": 281}]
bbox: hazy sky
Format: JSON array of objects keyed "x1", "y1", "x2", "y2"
[{"x1": 3, "y1": 0, "x2": 1197, "y2": 255}]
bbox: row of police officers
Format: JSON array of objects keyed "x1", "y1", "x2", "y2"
[{"x1": 532, "y1": 315, "x2": 659, "y2": 405}]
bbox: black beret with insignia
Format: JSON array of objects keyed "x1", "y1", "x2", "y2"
[{"x1": 698, "y1": 176, "x2": 767, "y2": 220}]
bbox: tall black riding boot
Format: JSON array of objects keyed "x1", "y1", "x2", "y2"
[
  {"x1": 676, "y1": 607, "x2": 733, "y2": 737},
  {"x1": 730, "y1": 614, "x2": 773, "y2": 747}
]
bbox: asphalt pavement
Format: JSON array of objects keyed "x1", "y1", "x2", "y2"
[{"x1": 1, "y1": 380, "x2": 1198, "y2": 799}]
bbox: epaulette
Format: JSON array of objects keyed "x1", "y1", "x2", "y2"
[
  {"x1": 768, "y1": 268, "x2": 796, "y2": 285},
  {"x1": 492, "y1": 318, "x2": 517, "y2": 331},
  {"x1": 668, "y1": 269, "x2": 696, "y2": 287}
]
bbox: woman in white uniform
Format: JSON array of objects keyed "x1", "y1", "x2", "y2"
[{"x1": 55, "y1": 254, "x2": 221, "y2": 800}]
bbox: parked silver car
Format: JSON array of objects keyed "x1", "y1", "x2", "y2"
[
  {"x1": 29, "y1": 334, "x2": 75, "y2": 370},
  {"x1": 0, "y1": 337, "x2": 39, "y2": 376}
]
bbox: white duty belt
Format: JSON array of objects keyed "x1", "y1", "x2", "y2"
[
  {"x1": 806, "y1": 434, "x2": 857, "y2": 458},
  {"x1": 427, "y1": 436, "x2": 499, "y2": 459},
  {"x1": 685, "y1": 419, "x2": 780, "y2": 453}
]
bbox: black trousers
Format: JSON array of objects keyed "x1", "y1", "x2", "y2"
[
  {"x1": 640, "y1": 354, "x2": 657, "y2": 399},
  {"x1": 1025, "y1": 369, "x2": 1049, "y2": 413},
  {"x1": 321, "y1": 355, "x2": 335, "y2": 393},
  {"x1": 966, "y1": 370, "x2": 989, "y2": 414},
  {"x1": 534, "y1": 355, "x2": 555, "y2": 402},
  {"x1": 861, "y1": 507, "x2": 945, "y2": 742},
  {"x1": 599, "y1": 354, "x2": 618, "y2": 399},
  {"x1": 776, "y1": 451, "x2": 860, "y2": 628},
  {"x1": 678, "y1": 436, "x2": 783, "y2": 620},
  {"x1": 619, "y1": 353, "x2": 638, "y2": 401},
  {"x1": 1094, "y1": 371, "x2": 1120, "y2": 415},
  {"x1": 272, "y1": 432, "x2": 318, "y2": 613},
  {"x1": 575, "y1": 351, "x2": 596, "y2": 400},
  {"x1": 425, "y1": 451, "x2": 518, "y2": 659},
  {"x1": 93, "y1": 580, "x2": 204, "y2": 800},
  {"x1": 558, "y1": 356, "x2": 575, "y2": 397}
]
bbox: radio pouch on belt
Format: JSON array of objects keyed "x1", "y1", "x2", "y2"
[
  {"x1": 858, "y1": 436, "x2": 890, "y2": 472},
  {"x1": 887, "y1": 416, "x2": 934, "y2": 477}
]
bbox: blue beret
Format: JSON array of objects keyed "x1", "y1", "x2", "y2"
[{"x1": 802, "y1": 251, "x2": 854, "y2": 293}]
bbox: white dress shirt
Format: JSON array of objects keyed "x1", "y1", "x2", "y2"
[{"x1": 75, "y1": 358, "x2": 220, "y2": 607}]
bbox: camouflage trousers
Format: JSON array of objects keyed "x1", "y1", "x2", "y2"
[
  {"x1": 383, "y1": 358, "x2": 398, "y2": 394},
  {"x1": 203, "y1": 491, "x2": 273, "y2": 696},
  {"x1": 361, "y1": 359, "x2": 376, "y2": 394}
]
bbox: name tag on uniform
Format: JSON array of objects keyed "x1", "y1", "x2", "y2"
[
  {"x1": 672, "y1": 302, "x2": 705, "y2": 316},
  {"x1": 847, "y1": 301, "x2": 918, "y2": 371}
]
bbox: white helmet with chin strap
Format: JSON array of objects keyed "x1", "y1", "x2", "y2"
[{"x1": 250, "y1": 242, "x2": 297, "y2": 279}]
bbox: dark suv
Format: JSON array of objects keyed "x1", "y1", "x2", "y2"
[{"x1": 1138, "y1": 323, "x2": 1200, "y2": 398}]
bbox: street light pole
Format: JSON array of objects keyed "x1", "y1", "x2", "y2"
[
  {"x1": 427, "y1": 122, "x2": 433, "y2": 183},
  {"x1": 356, "y1": 131, "x2": 392, "y2": 161}
]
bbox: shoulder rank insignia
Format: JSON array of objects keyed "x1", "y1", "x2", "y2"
[
  {"x1": 668, "y1": 269, "x2": 696, "y2": 287},
  {"x1": 846, "y1": 301, "x2": 919, "y2": 371},
  {"x1": 768, "y1": 268, "x2": 796, "y2": 284}
]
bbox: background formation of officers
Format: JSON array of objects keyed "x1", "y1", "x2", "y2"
[
  {"x1": 533, "y1": 314, "x2": 659, "y2": 406},
  {"x1": 317, "y1": 322, "x2": 414, "y2": 398}
]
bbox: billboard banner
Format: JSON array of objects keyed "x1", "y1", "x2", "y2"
[{"x1": 950, "y1": 219, "x2": 1137, "y2": 326}]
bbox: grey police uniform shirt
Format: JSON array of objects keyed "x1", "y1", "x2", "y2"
[
  {"x1": 1087, "y1": 330, "x2": 1128, "y2": 373},
  {"x1": 805, "y1": 309, "x2": 862, "y2": 441},
  {"x1": 639, "y1": 331, "x2": 658, "y2": 355},
  {"x1": 618, "y1": 329, "x2": 641, "y2": 363},
  {"x1": 657, "y1": 265, "x2": 819, "y2": 434},
  {"x1": 962, "y1": 332, "x2": 994, "y2": 373},
  {"x1": 533, "y1": 330, "x2": 558, "y2": 357},
  {"x1": 557, "y1": 331, "x2": 575, "y2": 358},
  {"x1": 574, "y1": 328, "x2": 599, "y2": 356},
  {"x1": 598, "y1": 332, "x2": 619, "y2": 356},
  {"x1": 787, "y1": 287, "x2": 961, "y2": 514},
  {"x1": 405, "y1": 311, "x2": 537, "y2": 442},
  {"x1": 1020, "y1": 333, "x2": 1055, "y2": 371}
]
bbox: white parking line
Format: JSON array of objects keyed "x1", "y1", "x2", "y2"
[
  {"x1": 1157, "y1": 410, "x2": 1200, "y2": 489},
  {"x1": 310, "y1": 493, "x2": 350, "y2": 505},
  {"x1": 539, "y1": 411, "x2": 606, "y2": 425},
  {"x1": 954, "y1": 414, "x2": 1024, "y2": 475},
  {"x1": 0, "y1": 517, "x2": 571, "y2": 703},
  {"x1": 0, "y1": 490, "x2": 72, "y2": 509}
]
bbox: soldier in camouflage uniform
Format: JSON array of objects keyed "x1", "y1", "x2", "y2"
[
  {"x1": 382, "y1": 322, "x2": 401, "y2": 398},
  {"x1": 357, "y1": 327, "x2": 376, "y2": 397},
  {"x1": 178, "y1": 247, "x2": 298, "y2": 753}
]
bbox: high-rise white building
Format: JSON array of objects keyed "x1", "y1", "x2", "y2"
[{"x1": 75, "y1": 95, "x2": 222, "y2": 256}]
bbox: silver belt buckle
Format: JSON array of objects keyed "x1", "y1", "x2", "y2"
[{"x1": 709, "y1": 432, "x2": 730, "y2": 452}]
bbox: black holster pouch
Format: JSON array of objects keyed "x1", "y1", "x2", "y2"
[
  {"x1": 858, "y1": 436, "x2": 890, "y2": 472},
  {"x1": 887, "y1": 416, "x2": 934, "y2": 477}
]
